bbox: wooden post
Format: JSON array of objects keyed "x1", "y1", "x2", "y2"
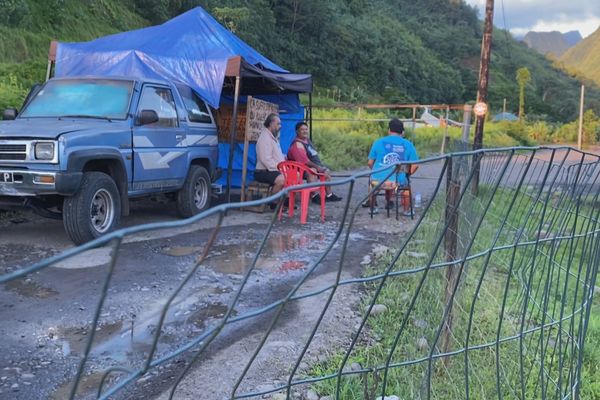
[
  {"x1": 441, "y1": 157, "x2": 460, "y2": 362},
  {"x1": 472, "y1": 0, "x2": 494, "y2": 196},
  {"x1": 503, "y1": 98, "x2": 507, "y2": 114},
  {"x1": 462, "y1": 105, "x2": 472, "y2": 144},
  {"x1": 46, "y1": 41, "x2": 58, "y2": 81},
  {"x1": 442, "y1": 106, "x2": 450, "y2": 153},
  {"x1": 577, "y1": 85, "x2": 585, "y2": 150},
  {"x1": 226, "y1": 76, "x2": 241, "y2": 204},
  {"x1": 412, "y1": 106, "x2": 417, "y2": 130},
  {"x1": 240, "y1": 96, "x2": 253, "y2": 202},
  {"x1": 309, "y1": 92, "x2": 313, "y2": 141}
]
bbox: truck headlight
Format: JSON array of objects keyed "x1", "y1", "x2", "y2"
[{"x1": 34, "y1": 142, "x2": 55, "y2": 160}]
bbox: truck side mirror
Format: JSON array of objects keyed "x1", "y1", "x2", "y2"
[
  {"x1": 136, "y1": 109, "x2": 159, "y2": 126},
  {"x1": 2, "y1": 108, "x2": 18, "y2": 120}
]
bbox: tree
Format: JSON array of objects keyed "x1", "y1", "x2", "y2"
[{"x1": 516, "y1": 67, "x2": 531, "y2": 122}]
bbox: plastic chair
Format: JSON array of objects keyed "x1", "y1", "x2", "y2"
[
  {"x1": 277, "y1": 161, "x2": 326, "y2": 224},
  {"x1": 368, "y1": 164, "x2": 413, "y2": 220}
]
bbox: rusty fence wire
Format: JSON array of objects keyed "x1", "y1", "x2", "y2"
[{"x1": 1, "y1": 146, "x2": 600, "y2": 400}]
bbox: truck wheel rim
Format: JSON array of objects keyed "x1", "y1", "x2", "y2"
[
  {"x1": 90, "y1": 189, "x2": 114, "y2": 233},
  {"x1": 194, "y1": 177, "x2": 208, "y2": 210}
]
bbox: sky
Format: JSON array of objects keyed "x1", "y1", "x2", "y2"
[{"x1": 464, "y1": 0, "x2": 600, "y2": 39}]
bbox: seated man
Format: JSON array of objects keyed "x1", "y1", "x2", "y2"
[
  {"x1": 366, "y1": 118, "x2": 418, "y2": 214},
  {"x1": 255, "y1": 113, "x2": 285, "y2": 208},
  {"x1": 287, "y1": 121, "x2": 342, "y2": 203}
]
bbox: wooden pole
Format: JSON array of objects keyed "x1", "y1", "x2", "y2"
[
  {"x1": 441, "y1": 157, "x2": 460, "y2": 363},
  {"x1": 462, "y1": 105, "x2": 472, "y2": 144},
  {"x1": 226, "y1": 76, "x2": 241, "y2": 204},
  {"x1": 412, "y1": 106, "x2": 417, "y2": 130},
  {"x1": 503, "y1": 98, "x2": 507, "y2": 114},
  {"x1": 309, "y1": 92, "x2": 313, "y2": 141},
  {"x1": 240, "y1": 96, "x2": 253, "y2": 202},
  {"x1": 577, "y1": 85, "x2": 585, "y2": 150},
  {"x1": 472, "y1": 0, "x2": 494, "y2": 196},
  {"x1": 440, "y1": 106, "x2": 450, "y2": 154}
]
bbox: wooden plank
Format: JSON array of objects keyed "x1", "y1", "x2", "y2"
[{"x1": 240, "y1": 97, "x2": 278, "y2": 201}]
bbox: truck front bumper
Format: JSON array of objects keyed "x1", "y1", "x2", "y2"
[{"x1": 0, "y1": 169, "x2": 82, "y2": 197}]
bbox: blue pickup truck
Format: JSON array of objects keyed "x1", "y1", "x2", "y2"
[{"x1": 0, "y1": 76, "x2": 219, "y2": 244}]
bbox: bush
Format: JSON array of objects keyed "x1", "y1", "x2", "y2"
[
  {"x1": 0, "y1": 73, "x2": 28, "y2": 110},
  {"x1": 527, "y1": 121, "x2": 554, "y2": 142},
  {"x1": 486, "y1": 121, "x2": 535, "y2": 146},
  {"x1": 310, "y1": 108, "x2": 532, "y2": 170}
]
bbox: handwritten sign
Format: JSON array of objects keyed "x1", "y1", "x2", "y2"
[
  {"x1": 245, "y1": 97, "x2": 279, "y2": 142},
  {"x1": 216, "y1": 104, "x2": 247, "y2": 143}
]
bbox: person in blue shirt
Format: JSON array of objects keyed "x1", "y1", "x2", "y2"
[{"x1": 365, "y1": 118, "x2": 419, "y2": 213}]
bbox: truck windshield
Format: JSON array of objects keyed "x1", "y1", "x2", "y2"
[{"x1": 20, "y1": 79, "x2": 134, "y2": 120}]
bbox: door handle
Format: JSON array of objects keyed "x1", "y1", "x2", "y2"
[{"x1": 176, "y1": 134, "x2": 185, "y2": 141}]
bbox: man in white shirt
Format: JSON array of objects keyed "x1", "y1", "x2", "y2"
[{"x1": 254, "y1": 113, "x2": 285, "y2": 197}]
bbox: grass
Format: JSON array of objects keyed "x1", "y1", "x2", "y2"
[
  {"x1": 305, "y1": 168, "x2": 600, "y2": 399},
  {"x1": 311, "y1": 108, "x2": 531, "y2": 171}
]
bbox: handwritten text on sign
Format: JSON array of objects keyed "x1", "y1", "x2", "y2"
[{"x1": 246, "y1": 97, "x2": 278, "y2": 142}]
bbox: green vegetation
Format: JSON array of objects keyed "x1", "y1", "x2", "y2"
[
  {"x1": 310, "y1": 108, "x2": 526, "y2": 171},
  {"x1": 309, "y1": 105, "x2": 600, "y2": 171},
  {"x1": 308, "y1": 185, "x2": 600, "y2": 399},
  {"x1": 516, "y1": 67, "x2": 531, "y2": 122},
  {"x1": 1, "y1": 0, "x2": 600, "y2": 123},
  {"x1": 560, "y1": 27, "x2": 600, "y2": 87}
]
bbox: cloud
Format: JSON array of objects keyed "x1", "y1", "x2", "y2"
[{"x1": 464, "y1": 0, "x2": 600, "y2": 38}]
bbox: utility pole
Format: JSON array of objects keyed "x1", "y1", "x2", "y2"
[
  {"x1": 577, "y1": 85, "x2": 585, "y2": 150},
  {"x1": 472, "y1": 0, "x2": 494, "y2": 196}
]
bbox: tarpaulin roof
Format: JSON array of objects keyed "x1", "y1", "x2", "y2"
[{"x1": 54, "y1": 6, "x2": 312, "y2": 108}]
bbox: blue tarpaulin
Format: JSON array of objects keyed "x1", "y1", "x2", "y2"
[
  {"x1": 55, "y1": 7, "x2": 289, "y2": 108},
  {"x1": 216, "y1": 94, "x2": 304, "y2": 188},
  {"x1": 54, "y1": 6, "x2": 312, "y2": 190}
]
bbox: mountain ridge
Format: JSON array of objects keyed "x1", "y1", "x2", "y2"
[
  {"x1": 522, "y1": 30, "x2": 581, "y2": 57},
  {"x1": 560, "y1": 27, "x2": 600, "y2": 87}
]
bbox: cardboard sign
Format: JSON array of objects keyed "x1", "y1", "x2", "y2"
[
  {"x1": 216, "y1": 104, "x2": 247, "y2": 143},
  {"x1": 245, "y1": 97, "x2": 279, "y2": 142},
  {"x1": 241, "y1": 97, "x2": 278, "y2": 201}
]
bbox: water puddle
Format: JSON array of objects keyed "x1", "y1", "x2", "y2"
[
  {"x1": 53, "y1": 299, "x2": 234, "y2": 367},
  {"x1": 51, "y1": 370, "x2": 117, "y2": 400},
  {"x1": 162, "y1": 245, "x2": 203, "y2": 257},
  {"x1": 4, "y1": 278, "x2": 59, "y2": 298},
  {"x1": 184, "y1": 303, "x2": 233, "y2": 330},
  {"x1": 55, "y1": 321, "x2": 125, "y2": 356},
  {"x1": 200, "y1": 231, "x2": 327, "y2": 275},
  {"x1": 279, "y1": 261, "x2": 307, "y2": 272}
]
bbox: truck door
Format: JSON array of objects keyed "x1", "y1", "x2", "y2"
[
  {"x1": 132, "y1": 84, "x2": 187, "y2": 191},
  {"x1": 175, "y1": 84, "x2": 218, "y2": 150}
]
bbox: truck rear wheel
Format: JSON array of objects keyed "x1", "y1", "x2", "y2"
[
  {"x1": 177, "y1": 165, "x2": 211, "y2": 218},
  {"x1": 63, "y1": 172, "x2": 121, "y2": 245}
]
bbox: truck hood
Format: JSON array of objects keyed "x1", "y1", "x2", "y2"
[{"x1": 0, "y1": 118, "x2": 130, "y2": 139}]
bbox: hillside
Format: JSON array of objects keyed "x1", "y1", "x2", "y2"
[
  {"x1": 1, "y1": 0, "x2": 600, "y2": 122},
  {"x1": 522, "y1": 31, "x2": 579, "y2": 57},
  {"x1": 561, "y1": 27, "x2": 600, "y2": 87}
]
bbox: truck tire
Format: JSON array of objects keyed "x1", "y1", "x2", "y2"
[
  {"x1": 177, "y1": 165, "x2": 211, "y2": 218},
  {"x1": 63, "y1": 172, "x2": 121, "y2": 245}
]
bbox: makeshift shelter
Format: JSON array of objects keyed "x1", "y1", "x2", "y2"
[
  {"x1": 493, "y1": 112, "x2": 518, "y2": 122},
  {"x1": 52, "y1": 6, "x2": 313, "y2": 200}
]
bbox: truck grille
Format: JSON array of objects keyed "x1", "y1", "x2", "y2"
[{"x1": 0, "y1": 144, "x2": 27, "y2": 161}]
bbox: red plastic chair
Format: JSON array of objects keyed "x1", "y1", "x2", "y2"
[{"x1": 277, "y1": 161, "x2": 326, "y2": 224}]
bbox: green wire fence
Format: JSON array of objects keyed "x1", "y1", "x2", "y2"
[{"x1": 1, "y1": 146, "x2": 599, "y2": 400}]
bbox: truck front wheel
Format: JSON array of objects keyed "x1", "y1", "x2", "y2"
[
  {"x1": 177, "y1": 165, "x2": 211, "y2": 218},
  {"x1": 63, "y1": 172, "x2": 121, "y2": 245}
]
